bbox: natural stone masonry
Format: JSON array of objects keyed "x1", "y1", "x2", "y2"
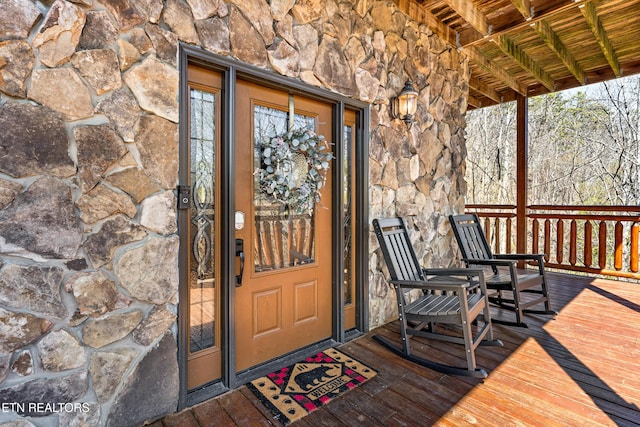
[
  {"x1": 28, "y1": 68, "x2": 94, "y2": 120},
  {"x1": 0, "y1": 104, "x2": 75, "y2": 178},
  {"x1": 0, "y1": 264, "x2": 67, "y2": 319},
  {"x1": 0, "y1": 40, "x2": 35, "y2": 98},
  {"x1": 82, "y1": 215, "x2": 148, "y2": 268},
  {"x1": 0, "y1": 0, "x2": 469, "y2": 425},
  {"x1": 89, "y1": 349, "x2": 137, "y2": 402},
  {"x1": 106, "y1": 333, "x2": 179, "y2": 427},
  {"x1": 0, "y1": 308, "x2": 52, "y2": 354},
  {"x1": 82, "y1": 310, "x2": 144, "y2": 348},
  {"x1": 74, "y1": 123, "x2": 128, "y2": 193},
  {"x1": 37, "y1": 330, "x2": 86, "y2": 372},
  {"x1": 0, "y1": 0, "x2": 41, "y2": 40},
  {"x1": 71, "y1": 48, "x2": 122, "y2": 95},
  {"x1": 64, "y1": 271, "x2": 131, "y2": 317},
  {"x1": 114, "y1": 236, "x2": 180, "y2": 304},
  {"x1": 75, "y1": 183, "x2": 138, "y2": 224},
  {"x1": 11, "y1": 350, "x2": 33, "y2": 377},
  {"x1": 32, "y1": 0, "x2": 85, "y2": 68}
]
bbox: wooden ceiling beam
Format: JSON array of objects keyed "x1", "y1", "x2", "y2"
[
  {"x1": 579, "y1": 0, "x2": 621, "y2": 77},
  {"x1": 461, "y1": 0, "x2": 586, "y2": 48},
  {"x1": 469, "y1": 76, "x2": 502, "y2": 103},
  {"x1": 532, "y1": 20, "x2": 586, "y2": 85},
  {"x1": 440, "y1": 0, "x2": 491, "y2": 36},
  {"x1": 467, "y1": 94, "x2": 483, "y2": 109},
  {"x1": 510, "y1": 0, "x2": 533, "y2": 20},
  {"x1": 463, "y1": 46, "x2": 528, "y2": 95},
  {"x1": 394, "y1": 0, "x2": 457, "y2": 47},
  {"x1": 495, "y1": 35, "x2": 555, "y2": 91}
]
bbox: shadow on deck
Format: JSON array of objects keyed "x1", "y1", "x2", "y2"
[{"x1": 156, "y1": 272, "x2": 640, "y2": 426}]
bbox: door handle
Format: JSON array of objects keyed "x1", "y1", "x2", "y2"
[{"x1": 235, "y1": 238, "x2": 244, "y2": 287}]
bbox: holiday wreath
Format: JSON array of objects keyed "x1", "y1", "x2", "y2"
[{"x1": 255, "y1": 127, "x2": 333, "y2": 213}]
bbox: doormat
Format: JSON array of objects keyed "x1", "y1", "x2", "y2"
[{"x1": 247, "y1": 348, "x2": 377, "y2": 425}]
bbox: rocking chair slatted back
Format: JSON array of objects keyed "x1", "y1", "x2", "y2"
[
  {"x1": 449, "y1": 214, "x2": 495, "y2": 271},
  {"x1": 375, "y1": 217, "x2": 424, "y2": 283}
]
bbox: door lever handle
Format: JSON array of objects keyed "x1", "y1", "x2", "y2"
[{"x1": 235, "y1": 238, "x2": 244, "y2": 286}]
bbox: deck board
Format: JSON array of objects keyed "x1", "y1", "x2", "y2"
[{"x1": 159, "y1": 272, "x2": 640, "y2": 426}]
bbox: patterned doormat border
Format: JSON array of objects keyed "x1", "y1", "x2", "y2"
[{"x1": 247, "y1": 348, "x2": 377, "y2": 425}]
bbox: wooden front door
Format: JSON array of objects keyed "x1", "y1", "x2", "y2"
[{"x1": 234, "y1": 80, "x2": 333, "y2": 371}]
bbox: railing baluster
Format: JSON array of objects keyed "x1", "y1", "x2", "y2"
[
  {"x1": 598, "y1": 221, "x2": 607, "y2": 269},
  {"x1": 544, "y1": 219, "x2": 551, "y2": 262},
  {"x1": 484, "y1": 217, "x2": 491, "y2": 244},
  {"x1": 506, "y1": 218, "x2": 512, "y2": 253},
  {"x1": 584, "y1": 220, "x2": 592, "y2": 268},
  {"x1": 569, "y1": 219, "x2": 577, "y2": 266},
  {"x1": 631, "y1": 222, "x2": 639, "y2": 273},
  {"x1": 532, "y1": 218, "x2": 539, "y2": 254},
  {"x1": 495, "y1": 217, "x2": 501, "y2": 254},
  {"x1": 556, "y1": 219, "x2": 564, "y2": 264},
  {"x1": 614, "y1": 221, "x2": 623, "y2": 271}
]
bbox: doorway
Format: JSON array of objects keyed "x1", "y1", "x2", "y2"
[{"x1": 178, "y1": 50, "x2": 369, "y2": 406}]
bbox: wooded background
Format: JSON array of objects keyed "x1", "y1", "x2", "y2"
[{"x1": 465, "y1": 75, "x2": 640, "y2": 207}]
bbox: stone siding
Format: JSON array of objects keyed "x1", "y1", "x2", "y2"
[{"x1": 0, "y1": 0, "x2": 468, "y2": 425}]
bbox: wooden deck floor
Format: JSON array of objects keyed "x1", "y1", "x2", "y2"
[{"x1": 157, "y1": 272, "x2": 640, "y2": 426}]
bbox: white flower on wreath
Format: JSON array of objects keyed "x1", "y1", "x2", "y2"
[{"x1": 255, "y1": 127, "x2": 333, "y2": 214}]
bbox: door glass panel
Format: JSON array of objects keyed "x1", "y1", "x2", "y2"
[
  {"x1": 253, "y1": 105, "x2": 316, "y2": 272},
  {"x1": 343, "y1": 124, "x2": 353, "y2": 306},
  {"x1": 189, "y1": 88, "x2": 216, "y2": 353}
]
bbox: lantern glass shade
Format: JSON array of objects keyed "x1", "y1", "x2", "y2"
[
  {"x1": 397, "y1": 82, "x2": 418, "y2": 117},
  {"x1": 394, "y1": 80, "x2": 418, "y2": 128}
]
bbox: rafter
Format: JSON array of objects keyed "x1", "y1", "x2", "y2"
[
  {"x1": 467, "y1": 94, "x2": 483, "y2": 109},
  {"x1": 394, "y1": 0, "x2": 457, "y2": 47},
  {"x1": 496, "y1": 35, "x2": 555, "y2": 91},
  {"x1": 579, "y1": 0, "x2": 621, "y2": 77},
  {"x1": 441, "y1": 0, "x2": 490, "y2": 36},
  {"x1": 532, "y1": 20, "x2": 586, "y2": 85},
  {"x1": 463, "y1": 46, "x2": 527, "y2": 95},
  {"x1": 462, "y1": 0, "x2": 586, "y2": 48},
  {"x1": 469, "y1": 76, "x2": 502, "y2": 103},
  {"x1": 510, "y1": 0, "x2": 533, "y2": 20}
]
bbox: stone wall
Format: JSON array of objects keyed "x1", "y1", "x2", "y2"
[{"x1": 0, "y1": 0, "x2": 468, "y2": 425}]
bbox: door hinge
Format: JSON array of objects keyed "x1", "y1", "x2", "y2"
[{"x1": 177, "y1": 185, "x2": 191, "y2": 209}]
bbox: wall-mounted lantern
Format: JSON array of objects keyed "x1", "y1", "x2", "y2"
[{"x1": 392, "y1": 80, "x2": 418, "y2": 129}]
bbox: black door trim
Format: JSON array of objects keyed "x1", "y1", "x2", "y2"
[{"x1": 177, "y1": 43, "x2": 370, "y2": 409}]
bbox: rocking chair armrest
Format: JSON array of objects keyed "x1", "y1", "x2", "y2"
[
  {"x1": 461, "y1": 258, "x2": 516, "y2": 267},
  {"x1": 390, "y1": 279, "x2": 470, "y2": 293},
  {"x1": 422, "y1": 267, "x2": 485, "y2": 277},
  {"x1": 422, "y1": 268, "x2": 484, "y2": 286},
  {"x1": 422, "y1": 268, "x2": 486, "y2": 292},
  {"x1": 494, "y1": 253, "x2": 546, "y2": 263}
]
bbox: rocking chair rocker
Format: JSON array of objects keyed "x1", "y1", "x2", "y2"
[
  {"x1": 449, "y1": 213, "x2": 556, "y2": 327},
  {"x1": 372, "y1": 217, "x2": 502, "y2": 379}
]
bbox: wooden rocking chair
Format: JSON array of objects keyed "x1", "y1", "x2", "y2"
[
  {"x1": 372, "y1": 217, "x2": 502, "y2": 379},
  {"x1": 449, "y1": 214, "x2": 556, "y2": 328}
]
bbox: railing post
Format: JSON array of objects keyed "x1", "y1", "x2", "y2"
[{"x1": 516, "y1": 94, "x2": 528, "y2": 268}]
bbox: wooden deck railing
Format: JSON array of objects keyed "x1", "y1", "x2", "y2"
[{"x1": 465, "y1": 204, "x2": 640, "y2": 280}]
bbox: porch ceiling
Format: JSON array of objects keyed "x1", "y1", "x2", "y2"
[{"x1": 397, "y1": 0, "x2": 640, "y2": 109}]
